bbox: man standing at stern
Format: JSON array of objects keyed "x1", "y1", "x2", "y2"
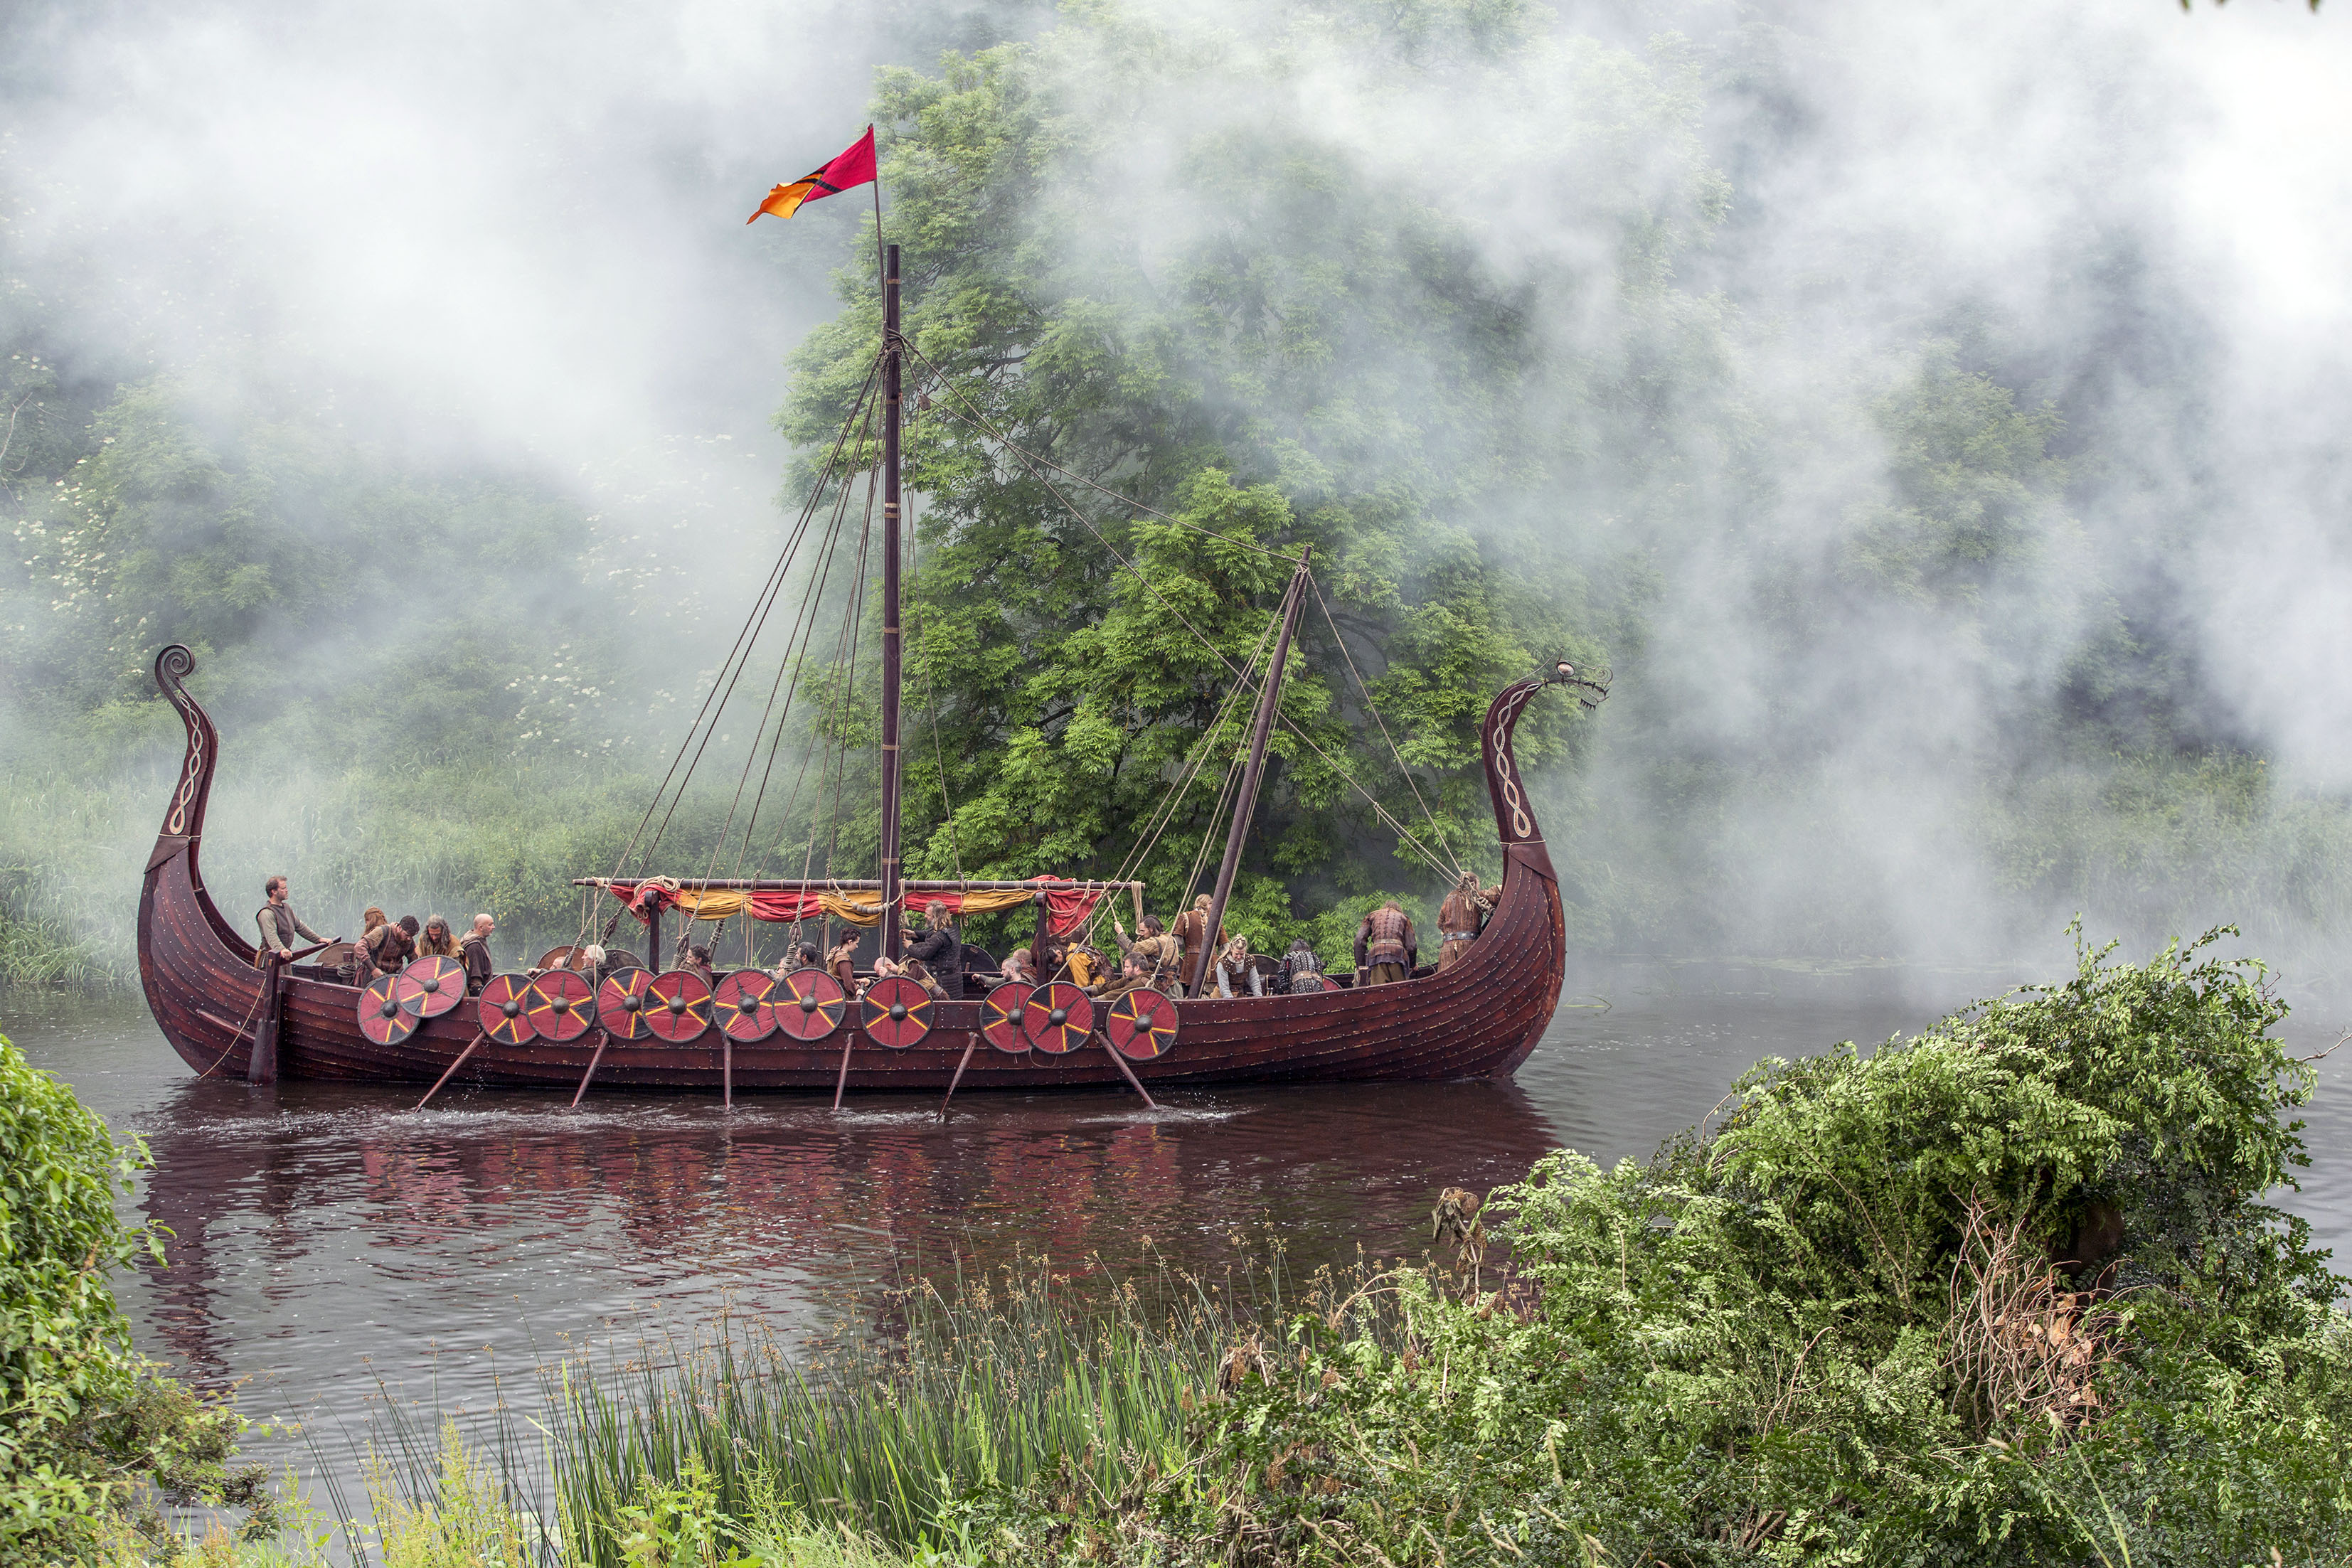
[
  {"x1": 254, "y1": 875, "x2": 329, "y2": 965},
  {"x1": 1436, "y1": 873, "x2": 1502, "y2": 971}
]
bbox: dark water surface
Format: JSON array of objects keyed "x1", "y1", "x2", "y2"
[{"x1": 4, "y1": 959, "x2": 2347, "y2": 1483}]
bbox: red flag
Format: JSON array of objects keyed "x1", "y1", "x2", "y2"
[{"x1": 747, "y1": 126, "x2": 877, "y2": 223}]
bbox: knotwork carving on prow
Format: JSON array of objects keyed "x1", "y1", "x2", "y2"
[
  {"x1": 1481, "y1": 657, "x2": 1609, "y2": 846},
  {"x1": 151, "y1": 644, "x2": 219, "y2": 846}
]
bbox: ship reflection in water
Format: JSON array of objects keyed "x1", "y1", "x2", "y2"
[{"x1": 134, "y1": 1069, "x2": 1563, "y2": 1392}]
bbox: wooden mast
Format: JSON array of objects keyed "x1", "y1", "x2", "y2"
[
  {"x1": 878, "y1": 242, "x2": 905, "y2": 960},
  {"x1": 1191, "y1": 549, "x2": 1311, "y2": 994}
]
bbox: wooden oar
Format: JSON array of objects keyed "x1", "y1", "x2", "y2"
[
  {"x1": 416, "y1": 1030, "x2": 488, "y2": 1109},
  {"x1": 723, "y1": 1038, "x2": 733, "y2": 1110},
  {"x1": 1100, "y1": 1038, "x2": 1159, "y2": 1111},
  {"x1": 938, "y1": 1036, "x2": 979, "y2": 1121},
  {"x1": 830, "y1": 1035, "x2": 854, "y2": 1112},
  {"x1": 570, "y1": 1030, "x2": 610, "y2": 1109}
]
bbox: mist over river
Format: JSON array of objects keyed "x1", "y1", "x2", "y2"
[{"x1": 4, "y1": 957, "x2": 2344, "y2": 1495}]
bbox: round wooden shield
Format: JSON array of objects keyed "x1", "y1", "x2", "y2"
[
  {"x1": 712, "y1": 971, "x2": 777, "y2": 1042},
  {"x1": 1321, "y1": 976, "x2": 1343, "y2": 993},
  {"x1": 861, "y1": 974, "x2": 933, "y2": 1050},
  {"x1": 401, "y1": 956, "x2": 467, "y2": 1018},
  {"x1": 526, "y1": 969, "x2": 595, "y2": 1043},
  {"x1": 535, "y1": 946, "x2": 585, "y2": 972},
  {"x1": 981, "y1": 981, "x2": 1033, "y2": 1055},
  {"x1": 1106, "y1": 987, "x2": 1178, "y2": 1061},
  {"x1": 644, "y1": 969, "x2": 714, "y2": 1043},
  {"x1": 357, "y1": 973, "x2": 418, "y2": 1045},
  {"x1": 762, "y1": 966, "x2": 847, "y2": 1042},
  {"x1": 477, "y1": 974, "x2": 538, "y2": 1046},
  {"x1": 597, "y1": 966, "x2": 656, "y2": 1041},
  {"x1": 1023, "y1": 981, "x2": 1095, "y2": 1056}
]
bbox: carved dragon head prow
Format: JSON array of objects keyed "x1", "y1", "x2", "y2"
[{"x1": 1480, "y1": 656, "x2": 1610, "y2": 847}]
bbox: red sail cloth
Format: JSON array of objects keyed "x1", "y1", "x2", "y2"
[{"x1": 603, "y1": 877, "x2": 1107, "y2": 937}]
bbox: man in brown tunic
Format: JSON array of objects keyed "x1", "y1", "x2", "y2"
[
  {"x1": 1171, "y1": 895, "x2": 1230, "y2": 996},
  {"x1": 1436, "y1": 873, "x2": 1502, "y2": 972},
  {"x1": 459, "y1": 913, "x2": 497, "y2": 994},
  {"x1": 1353, "y1": 899, "x2": 1416, "y2": 986}
]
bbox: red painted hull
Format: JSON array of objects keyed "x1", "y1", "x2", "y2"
[{"x1": 137, "y1": 647, "x2": 1574, "y2": 1092}]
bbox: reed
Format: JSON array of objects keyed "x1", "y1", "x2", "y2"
[{"x1": 540, "y1": 1251, "x2": 1297, "y2": 1563}]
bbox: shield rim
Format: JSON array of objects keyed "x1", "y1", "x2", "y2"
[
  {"x1": 763, "y1": 966, "x2": 848, "y2": 1042},
  {"x1": 642, "y1": 968, "x2": 715, "y2": 1043},
  {"x1": 358, "y1": 974, "x2": 419, "y2": 1045},
  {"x1": 526, "y1": 969, "x2": 595, "y2": 1043},
  {"x1": 1023, "y1": 980, "x2": 1095, "y2": 1055},
  {"x1": 860, "y1": 974, "x2": 933, "y2": 1050},
  {"x1": 712, "y1": 970, "x2": 779, "y2": 1042},
  {"x1": 981, "y1": 980, "x2": 1033, "y2": 1055},
  {"x1": 597, "y1": 966, "x2": 656, "y2": 1041},
  {"x1": 477, "y1": 973, "x2": 538, "y2": 1045},
  {"x1": 1107, "y1": 986, "x2": 1178, "y2": 1060}
]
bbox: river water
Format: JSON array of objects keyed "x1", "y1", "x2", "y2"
[{"x1": 4, "y1": 957, "x2": 2346, "y2": 1495}]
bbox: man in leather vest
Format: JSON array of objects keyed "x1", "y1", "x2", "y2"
[
  {"x1": 254, "y1": 875, "x2": 330, "y2": 965},
  {"x1": 1436, "y1": 872, "x2": 1502, "y2": 972},
  {"x1": 1353, "y1": 899, "x2": 1416, "y2": 987}
]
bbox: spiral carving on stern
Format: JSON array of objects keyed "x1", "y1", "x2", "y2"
[{"x1": 152, "y1": 644, "x2": 219, "y2": 845}]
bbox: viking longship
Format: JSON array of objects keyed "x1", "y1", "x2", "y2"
[{"x1": 136, "y1": 243, "x2": 1607, "y2": 1102}]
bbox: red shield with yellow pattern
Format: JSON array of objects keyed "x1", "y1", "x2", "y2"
[
  {"x1": 477, "y1": 974, "x2": 537, "y2": 1045},
  {"x1": 597, "y1": 967, "x2": 656, "y2": 1041},
  {"x1": 401, "y1": 956, "x2": 467, "y2": 1018},
  {"x1": 1022, "y1": 981, "x2": 1094, "y2": 1056},
  {"x1": 712, "y1": 971, "x2": 777, "y2": 1042},
  {"x1": 1105, "y1": 987, "x2": 1178, "y2": 1060},
  {"x1": 358, "y1": 973, "x2": 419, "y2": 1045},
  {"x1": 526, "y1": 969, "x2": 595, "y2": 1043},
  {"x1": 981, "y1": 981, "x2": 1032, "y2": 1055},
  {"x1": 762, "y1": 966, "x2": 847, "y2": 1042},
  {"x1": 643, "y1": 969, "x2": 714, "y2": 1043},
  {"x1": 860, "y1": 974, "x2": 932, "y2": 1050}
]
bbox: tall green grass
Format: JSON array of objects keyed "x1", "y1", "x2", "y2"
[{"x1": 540, "y1": 1254, "x2": 1285, "y2": 1562}]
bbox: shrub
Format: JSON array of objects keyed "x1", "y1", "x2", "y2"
[
  {"x1": 1001, "y1": 932, "x2": 2351, "y2": 1565},
  {"x1": 0, "y1": 1033, "x2": 268, "y2": 1562}
]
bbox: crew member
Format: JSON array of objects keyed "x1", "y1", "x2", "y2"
[
  {"x1": 905, "y1": 901, "x2": 965, "y2": 1000},
  {"x1": 253, "y1": 875, "x2": 329, "y2": 966},
  {"x1": 1436, "y1": 873, "x2": 1501, "y2": 972},
  {"x1": 1110, "y1": 914, "x2": 1182, "y2": 995},
  {"x1": 1353, "y1": 899, "x2": 1416, "y2": 987},
  {"x1": 1000, "y1": 947, "x2": 1036, "y2": 984},
  {"x1": 579, "y1": 944, "x2": 614, "y2": 986},
  {"x1": 1171, "y1": 895, "x2": 1230, "y2": 990},
  {"x1": 679, "y1": 942, "x2": 715, "y2": 986},
  {"x1": 1213, "y1": 934, "x2": 1262, "y2": 997},
  {"x1": 826, "y1": 933, "x2": 861, "y2": 993},
  {"x1": 1279, "y1": 937, "x2": 1324, "y2": 995},
  {"x1": 415, "y1": 915, "x2": 461, "y2": 960},
  {"x1": 350, "y1": 907, "x2": 391, "y2": 984},
  {"x1": 458, "y1": 914, "x2": 496, "y2": 994}
]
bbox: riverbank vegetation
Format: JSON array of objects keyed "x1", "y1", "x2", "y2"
[{"x1": 81, "y1": 932, "x2": 2344, "y2": 1567}]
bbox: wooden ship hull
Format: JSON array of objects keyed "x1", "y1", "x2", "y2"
[{"x1": 137, "y1": 646, "x2": 1575, "y2": 1093}]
